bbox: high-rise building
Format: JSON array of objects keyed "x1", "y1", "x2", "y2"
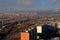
[
  {"x1": 57, "y1": 22, "x2": 60, "y2": 29},
  {"x1": 28, "y1": 27, "x2": 36, "y2": 40},
  {"x1": 37, "y1": 25, "x2": 42, "y2": 33},
  {"x1": 20, "y1": 32, "x2": 29, "y2": 40},
  {"x1": 36, "y1": 25, "x2": 42, "y2": 39}
]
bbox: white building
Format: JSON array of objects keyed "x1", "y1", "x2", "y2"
[
  {"x1": 57, "y1": 22, "x2": 60, "y2": 29},
  {"x1": 36, "y1": 25, "x2": 42, "y2": 33}
]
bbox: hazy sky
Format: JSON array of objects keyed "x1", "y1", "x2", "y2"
[{"x1": 0, "y1": 0, "x2": 60, "y2": 11}]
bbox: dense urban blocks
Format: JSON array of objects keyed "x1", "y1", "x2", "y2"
[{"x1": 0, "y1": 13, "x2": 60, "y2": 40}]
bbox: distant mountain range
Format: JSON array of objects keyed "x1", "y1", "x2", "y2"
[{"x1": 0, "y1": 8, "x2": 60, "y2": 14}]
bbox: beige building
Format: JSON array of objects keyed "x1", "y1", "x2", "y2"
[
  {"x1": 57, "y1": 22, "x2": 60, "y2": 28},
  {"x1": 36, "y1": 25, "x2": 42, "y2": 33}
]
